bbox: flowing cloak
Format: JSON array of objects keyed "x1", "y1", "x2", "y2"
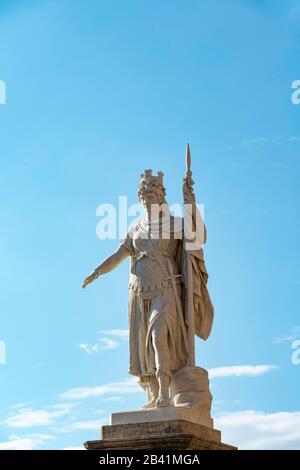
[
  {"x1": 178, "y1": 202, "x2": 214, "y2": 340},
  {"x1": 177, "y1": 240, "x2": 214, "y2": 341}
]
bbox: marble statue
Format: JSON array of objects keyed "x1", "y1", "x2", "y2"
[{"x1": 82, "y1": 145, "x2": 214, "y2": 412}]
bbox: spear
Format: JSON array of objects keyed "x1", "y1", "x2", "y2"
[
  {"x1": 185, "y1": 143, "x2": 196, "y2": 367},
  {"x1": 186, "y1": 143, "x2": 192, "y2": 176}
]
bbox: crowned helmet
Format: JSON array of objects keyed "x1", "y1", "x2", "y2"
[{"x1": 137, "y1": 169, "x2": 166, "y2": 199}]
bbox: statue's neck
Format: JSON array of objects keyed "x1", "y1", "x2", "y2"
[
  {"x1": 144, "y1": 210, "x2": 160, "y2": 223},
  {"x1": 144, "y1": 205, "x2": 170, "y2": 223}
]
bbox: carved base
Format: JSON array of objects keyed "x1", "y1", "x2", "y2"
[
  {"x1": 84, "y1": 410, "x2": 237, "y2": 450},
  {"x1": 84, "y1": 367, "x2": 237, "y2": 451},
  {"x1": 110, "y1": 405, "x2": 213, "y2": 428}
]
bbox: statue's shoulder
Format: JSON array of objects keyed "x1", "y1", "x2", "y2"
[{"x1": 127, "y1": 220, "x2": 142, "y2": 236}]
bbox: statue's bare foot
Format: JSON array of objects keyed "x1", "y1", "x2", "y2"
[
  {"x1": 142, "y1": 399, "x2": 157, "y2": 409},
  {"x1": 156, "y1": 395, "x2": 170, "y2": 408}
]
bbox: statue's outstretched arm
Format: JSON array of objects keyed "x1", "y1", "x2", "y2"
[{"x1": 82, "y1": 245, "x2": 130, "y2": 288}]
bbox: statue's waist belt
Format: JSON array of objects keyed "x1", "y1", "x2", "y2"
[{"x1": 129, "y1": 252, "x2": 181, "y2": 294}]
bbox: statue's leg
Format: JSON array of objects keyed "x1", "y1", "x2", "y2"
[
  {"x1": 156, "y1": 369, "x2": 171, "y2": 407},
  {"x1": 142, "y1": 375, "x2": 159, "y2": 409},
  {"x1": 151, "y1": 320, "x2": 171, "y2": 407}
]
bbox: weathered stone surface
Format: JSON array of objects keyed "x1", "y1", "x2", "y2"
[
  {"x1": 84, "y1": 420, "x2": 237, "y2": 451},
  {"x1": 170, "y1": 366, "x2": 212, "y2": 421},
  {"x1": 111, "y1": 405, "x2": 213, "y2": 428},
  {"x1": 104, "y1": 420, "x2": 220, "y2": 441}
]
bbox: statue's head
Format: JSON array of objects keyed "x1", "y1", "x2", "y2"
[{"x1": 137, "y1": 169, "x2": 166, "y2": 209}]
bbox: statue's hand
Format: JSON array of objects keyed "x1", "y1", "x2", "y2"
[
  {"x1": 183, "y1": 176, "x2": 195, "y2": 205},
  {"x1": 82, "y1": 271, "x2": 99, "y2": 289}
]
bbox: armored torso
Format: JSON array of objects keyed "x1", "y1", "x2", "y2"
[{"x1": 120, "y1": 217, "x2": 183, "y2": 295}]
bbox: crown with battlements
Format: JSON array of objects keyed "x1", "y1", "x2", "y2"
[
  {"x1": 137, "y1": 169, "x2": 166, "y2": 197},
  {"x1": 140, "y1": 169, "x2": 164, "y2": 185}
]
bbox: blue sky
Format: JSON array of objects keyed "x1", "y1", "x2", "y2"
[{"x1": 0, "y1": 0, "x2": 299, "y2": 450}]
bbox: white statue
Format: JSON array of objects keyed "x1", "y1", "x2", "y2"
[{"x1": 82, "y1": 145, "x2": 214, "y2": 410}]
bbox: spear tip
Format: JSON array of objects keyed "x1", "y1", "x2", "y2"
[{"x1": 185, "y1": 143, "x2": 192, "y2": 176}]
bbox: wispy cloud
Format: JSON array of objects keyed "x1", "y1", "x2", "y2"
[
  {"x1": 61, "y1": 378, "x2": 141, "y2": 401},
  {"x1": 5, "y1": 404, "x2": 74, "y2": 428},
  {"x1": 226, "y1": 137, "x2": 269, "y2": 151},
  {"x1": 215, "y1": 410, "x2": 300, "y2": 450},
  {"x1": 98, "y1": 338, "x2": 119, "y2": 349},
  {"x1": 79, "y1": 329, "x2": 129, "y2": 354},
  {"x1": 0, "y1": 434, "x2": 55, "y2": 450},
  {"x1": 79, "y1": 343, "x2": 99, "y2": 354},
  {"x1": 61, "y1": 365, "x2": 276, "y2": 402},
  {"x1": 53, "y1": 418, "x2": 108, "y2": 434},
  {"x1": 225, "y1": 136, "x2": 300, "y2": 151},
  {"x1": 99, "y1": 396, "x2": 123, "y2": 402},
  {"x1": 100, "y1": 329, "x2": 129, "y2": 339},
  {"x1": 208, "y1": 365, "x2": 278, "y2": 379},
  {"x1": 10, "y1": 402, "x2": 32, "y2": 410},
  {"x1": 272, "y1": 326, "x2": 300, "y2": 344},
  {"x1": 66, "y1": 419, "x2": 107, "y2": 430},
  {"x1": 79, "y1": 337, "x2": 119, "y2": 354}
]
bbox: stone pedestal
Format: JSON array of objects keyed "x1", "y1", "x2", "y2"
[
  {"x1": 110, "y1": 406, "x2": 213, "y2": 428},
  {"x1": 85, "y1": 367, "x2": 236, "y2": 450},
  {"x1": 84, "y1": 408, "x2": 237, "y2": 451}
]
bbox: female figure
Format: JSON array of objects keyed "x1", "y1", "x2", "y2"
[{"x1": 83, "y1": 167, "x2": 213, "y2": 408}]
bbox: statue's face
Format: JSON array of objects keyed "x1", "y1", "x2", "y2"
[{"x1": 140, "y1": 189, "x2": 160, "y2": 210}]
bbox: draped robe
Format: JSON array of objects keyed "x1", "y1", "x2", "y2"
[{"x1": 120, "y1": 214, "x2": 214, "y2": 380}]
